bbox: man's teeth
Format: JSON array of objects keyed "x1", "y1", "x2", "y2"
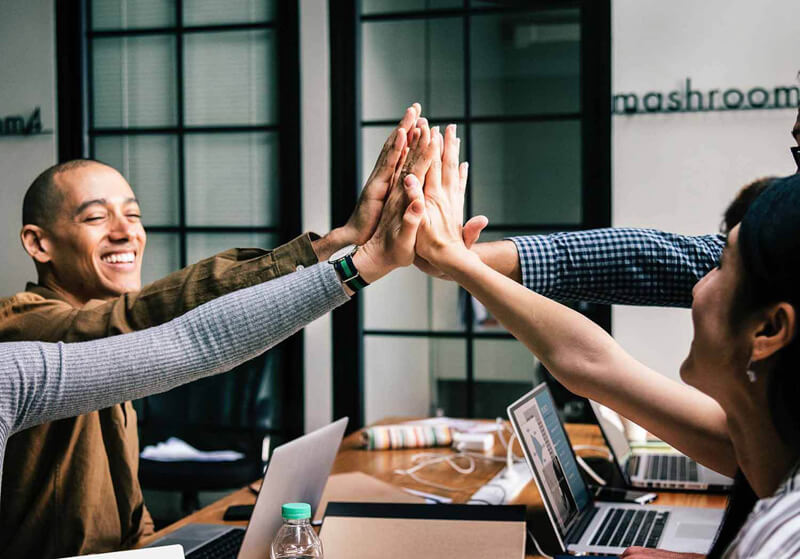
[{"x1": 102, "y1": 253, "x2": 135, "y2": 264}]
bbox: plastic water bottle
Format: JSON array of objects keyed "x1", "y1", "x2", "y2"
[{"x1": 270, "y1": 503, "x2": 324, "y2": 559}]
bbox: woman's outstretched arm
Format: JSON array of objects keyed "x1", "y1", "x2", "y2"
[{"x1": 415, "y1": 124, "x2": 737, "y2": 477}]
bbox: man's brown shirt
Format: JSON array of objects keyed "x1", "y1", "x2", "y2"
[{"x1": 0, "y1": 235, "x2": 318, "y2": 557}]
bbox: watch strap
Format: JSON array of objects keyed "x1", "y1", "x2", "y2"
[{"x1": 333, "y1": 250, "x2": 370, "y2": 292}]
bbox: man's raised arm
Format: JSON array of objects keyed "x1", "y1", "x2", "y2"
[{"x1": 468, "y1": 228, "x2": 723, "y2": 308}]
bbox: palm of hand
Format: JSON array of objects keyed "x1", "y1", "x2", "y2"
[
  {"x1": 416, "y1": 125, "x2": 470, "y2": 264},
  {"x1": 363, "y1": 124, "x2": 435, "y2": 269}
]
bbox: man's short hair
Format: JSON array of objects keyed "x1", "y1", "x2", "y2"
[
  {"x1": 22, "y1": 159, "x2": 104, "y2": 227},
  {"x1": 721, "y1": 177, "x2": 776, "y2": 234}
]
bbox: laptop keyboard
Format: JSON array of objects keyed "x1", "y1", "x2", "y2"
[
  {"x1": 646, "y1": 455, "x2": 699, "y2": 482},
  {"x1": 589, "y1": 508, "x2": 670, "y2": 549},
  {"x1": 186, "y1": 529, "x2": 245, "y2": 559}
]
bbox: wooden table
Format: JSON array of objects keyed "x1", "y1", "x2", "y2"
[{"x1": 140, "y1": 421, "x2": 728, "y2": 558}]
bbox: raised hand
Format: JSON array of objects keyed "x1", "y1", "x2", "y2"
[
  {"x1": 342, "y1": 103, "x2": 421, "y2": 245},
  {"x1": 413, "y1": 124, "x2": 486, "y2": 278},
  {"x1": 350, "y1": 119, "x2": 437, "y2": 286},
  {"x1": 311, "y1": 104, "x2": 421, "y2": 261},
  {"x1": 415, "y1": 124, "x2": 477, "y2": 271},
  {"x1": 621, "y1": 548, "x2": 704, "y2": 559}
]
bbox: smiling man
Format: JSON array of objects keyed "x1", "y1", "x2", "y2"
[
  {"x1": 20, "y1": 160, "x2": 147, "y2": 305},
  {"x1": 0, "y1": 105, "x2": 437, "y2": 558}
]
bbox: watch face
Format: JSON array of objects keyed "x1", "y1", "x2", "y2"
[{"x1": 329, "y1": 244, "x2": 358, "y2": 263}]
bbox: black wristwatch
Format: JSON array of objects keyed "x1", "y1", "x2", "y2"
[{"x1": 329, "y1": 244, "x2": 369, "y2": 292}]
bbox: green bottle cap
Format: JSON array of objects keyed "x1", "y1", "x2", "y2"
[{"x1": 281, "y1": 502, "x2": 312, "y2": 520}]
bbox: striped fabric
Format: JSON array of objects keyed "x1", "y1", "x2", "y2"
[
  {"x1": 723, "y1": 462, "x2": 800, "y2": 558},
  {"x1": 361, "y1": 424, "x2": 453, "y2": 450},
  {"x1": 509, "y1": 228, "x2": 725, "y2": 308}
]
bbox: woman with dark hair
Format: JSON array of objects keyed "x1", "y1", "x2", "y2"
[{"x1": 414, "y1": 124, "x2": 800, "y2": 557}]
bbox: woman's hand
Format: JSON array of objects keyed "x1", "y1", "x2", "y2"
[
  {"x1": 415, "y1": 124, "x2": 479, "y2": 272},
  {"x1": 621, "y1": 547, "x2": 704, "y2": 559}
]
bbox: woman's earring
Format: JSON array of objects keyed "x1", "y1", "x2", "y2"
[{"x1": 746, "y1": 368, "x2": 758, "y2": 383}]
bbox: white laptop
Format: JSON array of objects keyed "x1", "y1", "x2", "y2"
[
  {"x1": 62, "y1": 546, "x2": 184, "y2": 559},
  {"x1": 146, "y1": 417, "x2": 348, "y2": 559},
  {"x1": 508, "y1": 385, "x2": 724, "y2": 555},
  {"x1": 589, "y1": 399, "x2": 734, "y2": 491}
]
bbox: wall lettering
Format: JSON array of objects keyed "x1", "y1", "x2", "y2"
[
  {"x1": 0, "y1": 107, "x2": 44, "y2": 135},
  {"x1": 613, "y1": 79, "x2": 799, "y2": 115}
]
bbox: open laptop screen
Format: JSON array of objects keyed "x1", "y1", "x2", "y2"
[{"x1": 508, "y1": 384, "x2": 590, "y2": 539}]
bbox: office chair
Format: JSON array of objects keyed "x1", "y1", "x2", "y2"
[{"x1": 136, "y1": 348, "x2": 285, "y2": 518}]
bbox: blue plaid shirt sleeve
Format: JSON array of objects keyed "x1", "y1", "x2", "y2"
[{"x1": 509, "y1": 228, "x2": 725, "y2": 308}]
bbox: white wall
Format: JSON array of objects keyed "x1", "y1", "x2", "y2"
[
  {"x1": 612, "y1": 0, "x2": 799, "y2": 379},
  {"x1": 300, "y1": 0, "x2": 334, "y2": 431},
  {"x1": 0, "y1": 0, "x2": 57, "y2": 294}
]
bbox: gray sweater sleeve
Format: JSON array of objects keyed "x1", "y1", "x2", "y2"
[{"x1": 0, "y1": 263, "x2": 348, "y2": 486}]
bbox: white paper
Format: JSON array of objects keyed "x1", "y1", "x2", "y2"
[{"x1": 140, "y1": 437, "x2": 245, "y2": 462}]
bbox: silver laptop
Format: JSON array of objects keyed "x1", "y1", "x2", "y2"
[
  {"x1": 508, "y1": 385, "x2": 723, "y2": 555},
  {"x1": 589, "y1": 399, "x2": 733, "y2": 491},
  {"x1": 146, "y1": 417, "x2": 348, "y2": 559}
]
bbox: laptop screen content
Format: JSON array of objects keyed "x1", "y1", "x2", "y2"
[{"x1": 509, "y1": 386, "x2": 590, "y2": 537}]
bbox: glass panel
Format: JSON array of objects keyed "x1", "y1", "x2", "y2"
[
  {"x1": 183, "y1": 30, "x2": 276, "y2": 126},
  {"x1": 92, "y1": 0, "x2": 175, "y2": 30},
  {"x1": 361, "y1": 125, "x2": 395, "y2": 186},
  {"x1": 471, "y1": 120, "x2": 581, "y2": 225},
  {"x1": 141, "y1": 232, "x2": 181, "y2": 285},
  {"x1": 364, "y1": 336, "x2": 466, "y2": 424},
  {"x1": 93, "y1": 135, "x2": 179, "y2": 226},
  {"x1": 464, "y1": 229, "x2": 548, "y2": 333},
  {"x1": 471, "y1": 10, "x2": 580, "y2": 116},
  {"x1": 184, "y1": 132, "x2": 279, "y2": 226},
  {"x1": 92, "y1": 36, "x2": 177, "y2": 128},
  {"x1": 362, "y1": 0, "x2": 461, "y2": 15},
  {"x1": 473, "y1": 339, "x2": 537, "y2": 418},
  {"x1": 362, "y1": 18, "x2": 463, "y2": 121},
  {"x1": 183, "y1": 0, "x2": 275, "y2": 26},
  {"x1": 187, "y1": 233, "x2": 279, "y2": 263},
  {"x1": 364, "y1": 267, "x2": 463, "y2": 331},
  {"x1": 474, "y1": 339, "x2": 537, "y2": 382}
]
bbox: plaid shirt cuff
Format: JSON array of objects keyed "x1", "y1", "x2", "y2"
[{"x1": 509, "y1": 235, "x2": 557, "y2": 294}]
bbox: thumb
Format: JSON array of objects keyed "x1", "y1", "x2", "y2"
[
  {"x1": 396, "y1": 198, "x2": 425, "y2": 262},
  {"x1": 463, "y1": 215, "x2": 489, "y2": 248}
]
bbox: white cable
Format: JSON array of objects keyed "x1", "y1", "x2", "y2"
[
  {"x1": 496, "y1": 417, "x2": 510, "y2": 449},
  {"x1": 572, "y1": 444, "x2": 613, "y2": 460},
  {"x1": 505, "y1": 432, "x2": 519, "y2": 479},
  {"x1": 394, "y1": 426, "x2": 525, "y2": 492},
  {"x1": 527, "y1": 528, "x2": 553, "y2": 559},
  {"x1": 393, "y1": 452, "x2": 482, "y2": 492},
  {"x1": 575, "y1": 454, "x2": 607, "y2": 486},
  {"x1": 572, "y1": 444, "x2": 613, "y2": 486}
]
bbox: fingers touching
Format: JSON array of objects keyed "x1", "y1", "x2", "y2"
[
  {"x1": 366, "y1": 104, "x2": 420, "y2": 185},
  {"x1": 423, "y1": 127, "x2": 443, "y2": 196}
]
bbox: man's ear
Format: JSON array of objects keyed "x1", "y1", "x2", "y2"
[
  {"x1": 751, "y1": 302, "x2": 796, "y2": 362},
  {"x1": 21, "y1": 225, "x2": 53, "y2": 264}
]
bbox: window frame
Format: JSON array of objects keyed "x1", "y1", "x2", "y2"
[
  {"x1": 330, "y1": 0, "x2": 611, "y2": 429},
  {"x1": 57, "y1": 0, "x2": 305, "y2": 438}
]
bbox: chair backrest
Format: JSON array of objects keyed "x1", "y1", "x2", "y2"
[{"x1": 136, "y1": 348, "x2": 284, "y2": 451}]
